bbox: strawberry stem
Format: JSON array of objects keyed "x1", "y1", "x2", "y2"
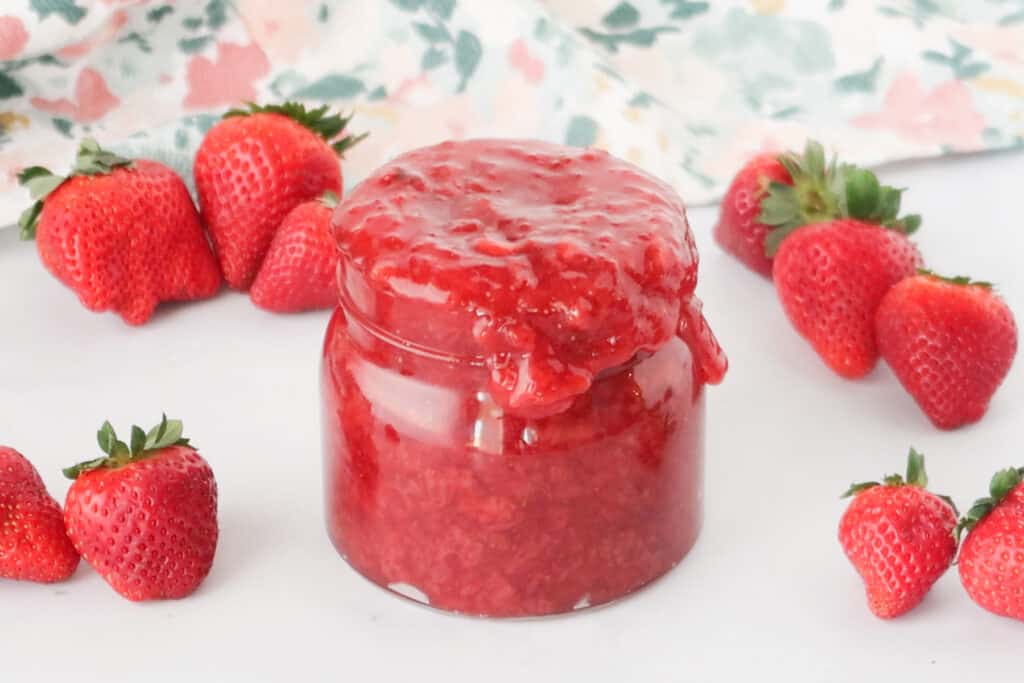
[
  {"x1": 224, "y1": 101, "x2": 367, "y2": 157},
  {"x1": 840, "y1": 448, "x2": 952, "y2": 513},
  {"x1": 955, "y1": 467, "x2": 1024, "y2": 541},
  {"x1": 17, "y1": 138, "x2": 131, "y2": 240},
  {"x1": 63, "y1": 414, "x2": 192, "y2": 479},
  {"x1": 917, "y1": 268, "x2": 993, "y2": 290},
  {"x1": 760, "y1": 140, "x2": 921, "y2": 257}
]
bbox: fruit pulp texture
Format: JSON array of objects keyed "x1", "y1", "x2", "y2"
[
  {"x1": 323, "y1": 139, "x2": 724, "y2": 617},
  {"x1": 323, "y1": 311, "x2": 705, "y2": 616}
]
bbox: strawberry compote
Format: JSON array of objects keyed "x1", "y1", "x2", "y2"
[{"x1": 322, "y1": 139, "x2": 726, "y2": 617}]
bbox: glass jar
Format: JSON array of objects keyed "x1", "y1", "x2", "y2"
[{"x1": 321, "y1": 139, "x2": 725, "y2": 617}]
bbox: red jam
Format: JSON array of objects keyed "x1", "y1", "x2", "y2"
[{"x1": 322, "y1": 139, "x2": 726, "y2": 617}]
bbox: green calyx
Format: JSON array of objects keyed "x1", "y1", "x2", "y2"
[
  {"x1": 918, "y1": 268, "x2": 993, "y2": 290},
  {"x1": 63, "y1": 414, "x2": 191, "y2": 480},
  {"x1": 224, "y1": 101, "x2": 368, "y2": 156},
  {"x1": 319, "y1": 190, "x2": 340, "y2": 209},
  {"x1": 17, "y1": 137, "x2": 131, "y2": 240},
  {"x1": 841, "y1": 449, "x2": 956, "y2": 515},
  {"x1": 956, "y1": 467, "x2": 1024, "y2": 542},
  {"x1": 759, "y1": 140, "x2": 921, "y2": 257}
]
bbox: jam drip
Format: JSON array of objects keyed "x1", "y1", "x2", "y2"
[{"x1": 333, "y1": 139, "x2": 726, "y2": 415}]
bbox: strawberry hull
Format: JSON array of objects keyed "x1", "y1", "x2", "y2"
[{"x1": 321, "y1": 139, "x2": 724, "y2": 617}]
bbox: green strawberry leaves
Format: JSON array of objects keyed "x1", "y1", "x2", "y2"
[
  {"x1": 956, "y1": 467, "x2": 1024, "y2": 542},
  {"x1": 224, "y1": 101, "x2": 368, "y2": 156},
  {"x1": 760, "y1": 140, "x2": 921, "y2": 257},
  {"x1": 18, "y1": 138, "x2": 132, "y2": 240},
  {"x1": 64, "y1": 414, "x2": 192, "y2": 479},
  {"x1": 917, "y1": 268, "x2": 993, "y2": 290},
  {"x1": 841, "y1": 449, "x2": 955, "y2": 516}
]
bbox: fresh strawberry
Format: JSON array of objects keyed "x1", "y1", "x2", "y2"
[
  {"x1": 715, "y1": 140, "x2": 921, "y2": 278},
  {"x1": 876, "y1": 272, "x2": 1017, "y2": 429},
  {"x1": 250, "y1": 191, "x2": 339, "y2": 312},
  {"x1": 63, "y1": 416, "x2": 218, "y2": 602},
  {"x1": 18, "y1": 139, "x2": 221, "y2": 325},
  {"x1": 713, "y1": 153, "x2": 792, "y2": 277},
  {"x1": 773, "y1": 219, "x2": 922, "y2": 378},
  {"x1": 195, "y1": 102, "x2": 364, "y2": 290},
  {"x1": 838, "y1": 449, "x2": 957, "y2": 619},
  {"x1": 0, "y1": 447, "x2": 80, "y2": 583},
  {"x1": 957, "y1": 467, "x2": 1024, "y2": 622}
]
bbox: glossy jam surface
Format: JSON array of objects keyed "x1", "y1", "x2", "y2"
[
  {"x1": 324, "y1": 139, "x2": 725, "y2": 617},
  {"x1": 332, "y1": 139, "x2": 726, "y2": 416}
]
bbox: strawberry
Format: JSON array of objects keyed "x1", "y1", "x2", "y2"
[
  {"x1": 63, "y1": 416, "x2": 218, "y2": 602},
  {"x1": 0, "y1": 446, "x2": 80, "y2": 583},
  {"x1": 957, "y1": 467, "x2": 1024, "y2": 622},
  {"x1": 713, "y1": 153, "x2": 792, "y2": 277},
  {"x1": 715, "y1": 140, "x2": 921, "y2": 278},
  {"x1": 773, "y1": 219, "x2": 922, "y2": 378},
  {"x1": 194, "y1": 102, "x2": 364, "y2": 290},
  {"x1": 876, "y1": 272, "x2": 1017, "y2": 430},
  {"x1": 838, "y1": 449, "x2": 957, "y2": 619},
  {"x1": 18, "y1": 139, "x2": 222, "y2": 325},
  {"x1": 250, "y1": 191, "x2": 339, "y2": 312}
]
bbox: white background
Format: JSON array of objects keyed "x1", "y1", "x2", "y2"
[{"x1": 1, "y1": 149, "x2": 1021, "y2": 680}]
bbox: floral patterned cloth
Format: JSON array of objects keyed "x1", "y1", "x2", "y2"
[{"x1": 1, "y1": 0, "x2": 1022, "y2": 227}]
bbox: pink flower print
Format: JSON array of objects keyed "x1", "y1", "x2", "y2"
[
  {"x1": 183, "y1": 42, "x2": 271, "y2": 109},
  {"x1": 853, "y1": 74, "x2": 986, "y2": 150},
  {"x1": 0, "y1": 15, "x2": 29, "y2": 60},
  {"x1": 31, "y1": 67, "x2": 121, "y2": 122},
  {"x1": 57, "y1": 10, "x2": 129, "y2": 61},
  {"x1": 507, "y1": 39, "x2": 544, "y2": 84}
]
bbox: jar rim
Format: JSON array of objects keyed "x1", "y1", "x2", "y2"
[{"x1": 338, "y1": 287, "x2": 650, "y2": 378}]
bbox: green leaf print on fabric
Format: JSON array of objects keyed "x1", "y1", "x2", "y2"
[
  {"x1": 661, "y1": 0, "x2": 710, "y2": 20},
  {"x1": 0, "y1": 73, "x2": 25, "y2": 99},
  {"x1": 205, "y1": 0, "x2": 230, "y2": 30},
  {"x1": 179, "y1": 35, "x2": 214, "y2": 54},
  {"x1": 603, "y1": 3, "x2": 641, "y2": 29},
  {"x1": 30, "y1": 0, "x2": 87, "y2": 25},
  {"x1": 878, "y1": 0, "x2": 954, "y2": 27},
  {"x1": 835, "y1": 57, "x2": 884, "y2": 93},
  {"x1": 390, "y1": 0, "x2": 425, "y2": 11},
  {"x1": 693, "y1": 8, "x2": 834, "y2": 74},
  {"x1": 923, "y1": 38, "x2": 990, "y2": 79},
  {"x1": 183, "y1": 16, "x2": 203, "y2": 30},
  {"x1": 293, "y1": 74, "x2": 366, "y2": 100},
  {"x1": 454, "y1": 30, "x2": 482, "y2": 92},
  {"x1": 52, "y1": 118, "x2": 73, "y2": 138},
  {"x1": 422, "y1": 46, "x2": 447, "y2": 69},
  {"x1": 119, "y1": 32, "x2": 153, "y2": 53},
  {"x1": 427, "y1": 0, "x2": 456, "y2": 20},
  {"x1": 579, "y1": 26, "x2": 679, "y2": 53},
  {"x1": 147, "y1": 6, "x2": 174, "y2": 23},
  {"x1": 414, "y1": 21, "x2": 451, "y2": 43},
  {"x1": 565, "y1": 115, "x2": 598, "y2": 147},
  {"x1": 367, "y1": 86, "x2": 388, "y2": 101}
]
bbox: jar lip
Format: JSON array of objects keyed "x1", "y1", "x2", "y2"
[
  {"x1": 338, "y1": 288, "x2": 650, "y2": 378},
  {"x1": 338, "y1": 288, "x2": 488, "y2": 367}
]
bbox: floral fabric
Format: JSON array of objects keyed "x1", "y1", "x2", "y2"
[{"x1": 0, "y1": 0, "x2": 1022, "y2": 227}]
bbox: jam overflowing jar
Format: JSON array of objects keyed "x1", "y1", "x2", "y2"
[{"x1": 322, "y1": 139, "x2": 726, "y2": 617}]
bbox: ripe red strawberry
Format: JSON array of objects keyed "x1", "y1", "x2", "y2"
[
  {"x1": 63, "y1": 416, "x2": 218, "y2": 602},
  {"x1": 715, "y1": 140, "x2": 921, "y2": 278},
  {"x1": 18, "y1": 139, "x2": 221, "y2": 325},
  {"x1": 0, "y1": 447, "x2": 80, "y2": 583},
  {"x1": 957, "y1": 466, "x2": 1024, "y2": 622},
  {"x1": 713, "y1": 153, "x2": 792, "y2": 277},
  {"x1": 838, "y1": 449, "x2": 957, "y2": 619},
  {"x1": 773, "y1": 220, "x2": 922, "y2": 378},
  {"x1": 250, "y1": 192, "x2": 339, "y2": 312},
  {"x1": 195, "y1": 102, "x2": 364, "y2": 290},
  {"x1": 876, "y1": 272, "x2": 1017, "y2": 429}
]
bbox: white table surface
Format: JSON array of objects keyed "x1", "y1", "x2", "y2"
[{"x1": 1, "y1": 149, "x2": 1022, "y2": 681}]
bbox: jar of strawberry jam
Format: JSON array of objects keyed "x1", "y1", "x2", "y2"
[{"x1": 322, "y1": 139, "x2": 726, "y2": 617}]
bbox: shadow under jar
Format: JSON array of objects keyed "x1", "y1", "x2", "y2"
[{"x1": 322, "y1": 139, "x2": 727, "y2": 617}]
